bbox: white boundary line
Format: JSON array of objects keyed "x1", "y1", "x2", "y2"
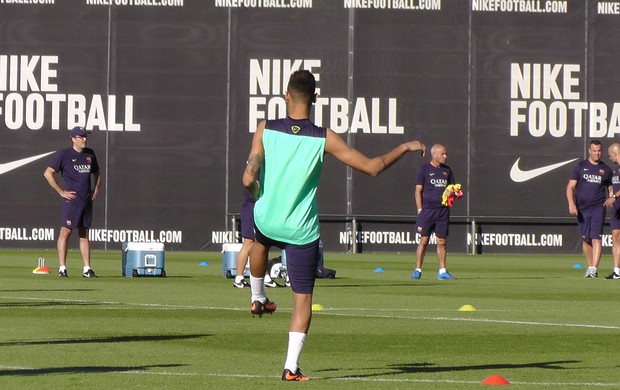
[
  {"x1": 0, "y1": 366, "x2": 618, "y2": 387},
  {"x1": 83, "y1": 369, "x2": 620, "y2": 387},
  {"x1": 2, "y1": 295, "x2": 620, "y2": 330},
  {"x1": 2, "y1": 295, "x2": 620, "y2": 387}
]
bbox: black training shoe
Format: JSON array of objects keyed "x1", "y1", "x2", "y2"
[
  {"x1": 82, "y1": 269, "x2": 97, "y2": 278},
  {"x1": 282, "y1": 368, "x2": 310, "y2": 382},
  {"x1": 233, "y1": 279, "x2": 250, "y2": 288},
  {"x1": 58, "y1": 269, "x2": 68, "y2": 278},
  {"x1": 605, "y1": 272, "x2": 620, "y2": 280},
  {"x1": 250, "y1": 298, "x2": 277, "y2": 317},
  {"x1": 264, "y1": 279, "x2": 278, "y2": 288}
]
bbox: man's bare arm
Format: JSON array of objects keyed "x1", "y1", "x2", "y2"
[
  {"x1": 242, "y1": 120, "x2": 266, "y2": 198},
  {"x1": 324, "y1": 128, "x2": 425, "y2": 176}
]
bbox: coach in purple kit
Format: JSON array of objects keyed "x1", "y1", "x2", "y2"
[
  {"x1": 44, "y1": 126, "x2": 101, "y2": 278},
  {"x1": 566, "y1": 140, "x2": 612, "y2": 278},
  {"x1": 411, "y1": 144, "x2": 457, "y2": 280}
]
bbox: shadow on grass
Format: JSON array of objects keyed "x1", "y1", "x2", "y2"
[
  {"x1": 0, "y1": 334, "x2": 211, "y2": 347},
  {"x1": 0, "y1": 289, "x2": 95, "y2": 292},
  {"x1": 104, "y1": 276, "x2": 194, "y2": 279},
  {"x1": 318, "y1": 283, "x2": 442, "y2": 288},
  {"x1": 463, "y1": 277, "x2": 552, "y2": 280},
  {"x1": 0, "y1": 301, "x2": 101, "y2": 308},
  {"x1": 320, "y1": 360, "x2": 580, "y2": 378},
  {"x1": 0, "y1": 363, "x2": 185, "y2": 376}
]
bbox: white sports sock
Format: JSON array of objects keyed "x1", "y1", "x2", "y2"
[
  {"x1": 250, "y1": 275, "x2": 266, "y2": 303},
  {"x1": 284, "y1": 332, "x2": 306, "y2": 373},
  {"x1": 59, "y1": 265, "x2": 66, "y2": 272},
  {"x1": 438, "y1": 268, "x2": 447, "y2": 274},
  {"x1": 235, "y1": 275, "x2": 244, "y2": 283},
  {"x1": 614, "y1": 267, "x2": 620, "y2": 275},
  {"x1": 83, "y1": 266, "x2": 91, "y2": 273}
]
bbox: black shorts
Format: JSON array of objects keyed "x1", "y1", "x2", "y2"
[
  {"x1": 577, "y1": 207, "x2": 605, "y2": 241},
  {"x1": 239, "y1": 200, "x2": 256, "y2": 240},
  {"x1": 416, "y1": 207, "x2": 450, "y2": 238},
  {"x1": 61, "y1": 200, "x2": 92, "y2": 229},
  {"x1": 254, "y1": 226, "x2": 319, "y2": 294}
]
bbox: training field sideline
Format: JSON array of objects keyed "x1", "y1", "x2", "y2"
[{"x1": 1, "y1": 249, "x2": 619, "y2": 389}]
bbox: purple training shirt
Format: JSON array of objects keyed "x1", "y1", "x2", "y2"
[
  {"x1": 570, "y1": 159, "x2": 612, "y2": 212},
  {"x1": 49, "y1": 147, "x2": 100, "y2": 205},
  {"x1": 416, "y1": 162, "x2": 455, "y2": 209}
]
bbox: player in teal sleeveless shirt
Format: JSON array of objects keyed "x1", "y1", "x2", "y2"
[
  {"x1": 243, "y1": 70, "x2": 426, "y2": 382},
  {"x1": 254, "y1": 117, "x2": 326, "y2": 245}
]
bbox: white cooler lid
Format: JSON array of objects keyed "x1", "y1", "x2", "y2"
[
  {"x1": 123, "y1": 242, "x2": 164, "y2": 251},
  {"x1": 222, "y1": 243, "x2": 243, "y2": 252}
]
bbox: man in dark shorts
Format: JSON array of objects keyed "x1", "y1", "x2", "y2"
[
  {"x1": 44, "y1": 126, "x2": 101, "y2": 278},
  {"x1": 604, "y1": 143, "x2": 620, "y2": 279},
  {"x1": 233, "y1": 182, "x2": 278, "y2": 288},
  {"x1": 242, "y1": 69, "x2": 426, "y2": 381},
  {"x1": 233, "y1": 188, "x2": 256, "y2": 288},
  {"x1": 566, "y1": 140, "x2": 612, "y2": 278},
  {"x1": 411, "y1": 144, "x2": 457, "y2": 280}
]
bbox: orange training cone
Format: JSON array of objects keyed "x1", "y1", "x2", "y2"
[
  {"x1": 33, "y1": 257, "x2": 51, "y2": 274},
  {"x1": 481, "y1": 374, "x2": 510, "y2": 386},
  {"x1": 33, "y1": 266, "x2": 51, "y2": 274}
]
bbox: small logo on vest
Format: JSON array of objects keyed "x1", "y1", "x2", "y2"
[{"x1": 291, "y1": 125, "x2": 301, "y2": 134}]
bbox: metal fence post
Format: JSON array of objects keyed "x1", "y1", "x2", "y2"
[
  {"x1": 470, "y1": 219, "x2": 477, "y2": 255},
  {"x1": 352, "y1": 218, "x2": 358, "y2": 254}
]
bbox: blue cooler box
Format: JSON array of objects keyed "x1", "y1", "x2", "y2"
[
  {"x1": 222, "y1": 243, "x2": 249, "y2": 278},
  {"x1": 122, "y1": 242, "x2": 166, "y2": 277}
]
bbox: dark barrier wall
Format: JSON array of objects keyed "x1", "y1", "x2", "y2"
[{"x1": 0, "y1": 0, "x2": 617, "y2": 254}]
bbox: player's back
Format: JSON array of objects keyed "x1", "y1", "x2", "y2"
[{"x1": 254, "y1": 117, "x2": 327, "y2": 245}]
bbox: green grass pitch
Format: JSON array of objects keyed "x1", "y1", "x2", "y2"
[{"x1": 1, "y1": 249, "x2": 619, "y2": 389}]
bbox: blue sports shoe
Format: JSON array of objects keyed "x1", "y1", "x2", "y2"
[
  {"x1": 437, "y1": 272, "x2": 455, "y2": 280},
  {"x1": 411, "y1": 270, "x2": 422, "y2": 279}
]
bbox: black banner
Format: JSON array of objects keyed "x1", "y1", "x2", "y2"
[{"x1": 0, "y1": 0, "x2": 617, "y2": 254}]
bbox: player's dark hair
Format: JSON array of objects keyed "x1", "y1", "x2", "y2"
[
  {"x1": 287, "y1": 70, "x2": 316, "y2": 103},
  {"x1": 590, "y1": 140, "x2": 602, "y2": 147}
]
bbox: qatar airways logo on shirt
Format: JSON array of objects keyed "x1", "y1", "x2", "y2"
[
  {"x1": 510, "y1": 63, "x2": 620, "y2": 138},
  {"x1": 248, "y1": 58, "x2": 404, "y2": 134},
  {"x1": 73, "y1": 164, "x2": 92, "y2": 174},
  {"x1": 430, "y1": 178, "x2": 448, "y2": 187},
  {"x1": 582, "y1": 174, "x2": 603, "y2": 184}
]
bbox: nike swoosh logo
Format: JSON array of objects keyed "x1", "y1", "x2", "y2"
[
  {"x1": 510, "y1": 157, "x2": 578, "y2": 183},
  {"x1": 0, "y1": 151, "x2": 56, "y2": 175}
]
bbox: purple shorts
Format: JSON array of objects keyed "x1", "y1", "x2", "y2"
[
  {"x1": 415, "y1": 207, "x2": 450, "y2": 238},
  {"x1": 240, "y1": 199, "x2": 256, "y2": 240},
  {"x1": 610, "y1": 203, "x2": 620, "y2": 231},
  {"x1": 577, "y1": 207, "x2": 605, "y2": 241},
  {"x1": 61, "y1": 200, "x2": 92, "y2": 229},
  {"x1": 254, "y1": 226, "x2": 319, "y2": 294}
]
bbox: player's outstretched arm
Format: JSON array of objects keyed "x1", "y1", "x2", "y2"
[{"x1": 324, "y1": 128, "x2": 425, "y2": 177}]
